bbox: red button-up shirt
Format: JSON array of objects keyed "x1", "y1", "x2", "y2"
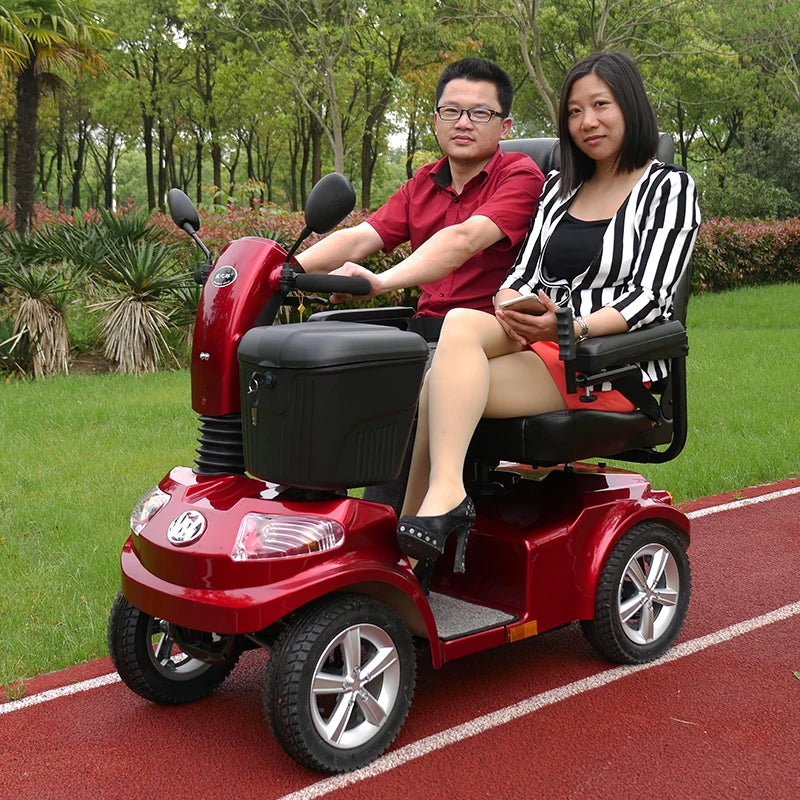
[{"x1": 367, "y1": 148, "x2": 544, "y2": 316}]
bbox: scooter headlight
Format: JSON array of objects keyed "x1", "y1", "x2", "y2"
[
  {"x1": 130, "y1": 486, "x2": 170, "y2": 535},
  {"x1": 232, "y1": 514, "x2": 344, "y2": 560}
]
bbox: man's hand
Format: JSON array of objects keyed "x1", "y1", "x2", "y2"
[{"x1": 328, "y1": 262, "x2": 382, "y2": 304}]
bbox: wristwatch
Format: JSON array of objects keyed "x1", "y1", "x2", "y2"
[{"x1": 575, "y1": 315, "x2": 589, "y2": 344}]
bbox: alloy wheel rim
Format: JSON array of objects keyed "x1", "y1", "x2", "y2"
[
  {"x1": 309, "y1": 623, "x2": 401, "y2": 749},
  {"x1": 146, "y1": 617, "x2": 212, "y2": 680},
  {"x1": 616, "y1": 543, "x2": 680, "y2": 646}
]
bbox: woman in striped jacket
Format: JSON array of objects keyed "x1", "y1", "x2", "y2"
[{"x1": 396, "y1": 52, "x2": 700, "y2": 581}]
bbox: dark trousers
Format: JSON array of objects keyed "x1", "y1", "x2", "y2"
[{"x1": 362, "y1": 337, "x2": 437, "y2": 514}]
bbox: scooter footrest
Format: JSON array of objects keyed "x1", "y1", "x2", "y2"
[{"x1": 428, "y1": 592, "x2": 517, "y2": 641}]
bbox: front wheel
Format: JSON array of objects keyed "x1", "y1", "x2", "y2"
[
  {"x1": 263, "y1": 593, "x2": 416, "y2": 773},
  {"x1": 107, "y1": 592, "x2": 239, "y2": 704},
  {"x1": 581, "y1": 521, "x2": 691, "y2": 664}
]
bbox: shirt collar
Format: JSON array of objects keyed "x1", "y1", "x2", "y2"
[{"x1": 430, "y1": 146, "x2": 503, "y2": 189}]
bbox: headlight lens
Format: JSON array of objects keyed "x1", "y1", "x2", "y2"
[
  {"x1": 232, "y1": 513, "x2": 344, "y2": 561},
  {"x1": 130, "y1": 487, "x2": 170, "y2": 534}
]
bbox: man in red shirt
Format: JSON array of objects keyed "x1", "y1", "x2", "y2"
[
  {"x1": 297, "y1": 57, "x2": 545, "y2": 321},
  {"x1": 297, "y1": 57, "x2": 545, "y2": 510}
]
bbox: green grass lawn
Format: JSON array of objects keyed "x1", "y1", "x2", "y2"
[
  {"x1": 1, "y1": 283, "x2": 799, "y2": 688},
  {"x1": 618, "y1": 283, "x2": 800, "y2": 499},
  {"x1": 0, "y1": 371, "x2": 197, "y2": 689}
]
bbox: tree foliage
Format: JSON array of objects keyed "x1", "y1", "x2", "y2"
[
  {"x1": 0, "y1": 0, "x2": 797, "y2": 219},
  {"x1": 0, "y1": 0, "x2": 111, "y2": 232}
]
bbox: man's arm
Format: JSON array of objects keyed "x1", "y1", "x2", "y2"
[
  {"x1": 333, "y1": 214, "x2": 505, "y2": 295},
  {"x1": 294, "y1": 222, "x2": 385, "y2": 274}
]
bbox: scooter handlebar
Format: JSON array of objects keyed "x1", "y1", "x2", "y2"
[{"x1": 293, "y1": 272, "x2": 372, "y2": 296}]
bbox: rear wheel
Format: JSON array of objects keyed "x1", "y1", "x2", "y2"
[
  {"x1": 107, "y1": 592, "x2": 239, "y2": 704},
  {"x1": 263, "y1": 593, "x2": 415, "y2": 773},
  {"x1": 581, "y1": 521, "x2": 690, "y2": 664}
]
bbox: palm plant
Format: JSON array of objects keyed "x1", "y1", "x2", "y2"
[
  {"x1": 0, "y1": 317, "x2": 29, "y2": 376},
  {"x1": 28, "y1": 214, "x2": 108, "y2": 275},
  {"x1": 1, "y1": 263, "x2": 72, "y2": 377},
  {"x1": 170, "y1": 281, "x2": 202, "y2": 351},
  {"x1": 0, "y1": 1, "x2": 111, "y2": 234},
  {"x1": 91, "y1": 240, "x2": 189, "y2": 373},
  {"x1": 96, "y1": 205, "x2": 164, "y2": 244}
]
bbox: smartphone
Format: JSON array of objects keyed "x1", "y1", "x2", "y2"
[{"x1": 498, "y1": 294, "x2": 546, "y2": 315}]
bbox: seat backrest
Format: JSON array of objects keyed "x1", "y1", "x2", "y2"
[
  {"x1": 500, "y1": 137, "x2": 560, "y2": 173},
  {"x1": 500, "y1": 132, "x2": 675, "y2": 175}
]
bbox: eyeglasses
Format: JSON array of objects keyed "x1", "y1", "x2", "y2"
[{"x1": 435, "y1": 105, "x2": 505, "y2": 124}]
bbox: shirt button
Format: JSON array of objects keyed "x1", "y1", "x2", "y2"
[{"x1": 439, "y1": 293, "x2": 444, "y2": 297}]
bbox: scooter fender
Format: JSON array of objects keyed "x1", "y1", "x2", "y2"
[
  {"x1": 192, "y1": 237, "x2": 286, "y2": 417},
  {"x1": 571, "y1": 498, "x2": 690, "y2": 620},
  {"x1": 120, "y1": 541, "x2": 435, "y2": 642},
  {"x1": 119, "y1": 467, "x2": 438, "y2": 640}
]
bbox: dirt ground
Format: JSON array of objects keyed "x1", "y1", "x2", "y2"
[{"x1": 69, "y1": 351, "x2": 116, "y2": 375}]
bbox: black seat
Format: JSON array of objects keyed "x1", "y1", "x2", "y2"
[
  {"x1": 499, "y1": 132, "x2": 675, "y2": 175},
  {"x1": 470, "y1": 133, "x2": 688, "y2": 468}
]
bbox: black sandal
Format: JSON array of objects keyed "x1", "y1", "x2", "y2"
[{"x1": 397, "y1": 496, "x2": 475, "y2": 574}]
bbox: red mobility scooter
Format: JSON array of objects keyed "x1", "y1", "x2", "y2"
[{"x1": 108, "y1": 137, "x2": 692, "y2": 773}]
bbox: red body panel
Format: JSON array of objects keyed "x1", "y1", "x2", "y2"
[
  {"x1": 191, "y1": 238, "x2": 285, "y2": 416},
  {"x1": 120, "y1": 463, "x2": 689, "y2": 669}
]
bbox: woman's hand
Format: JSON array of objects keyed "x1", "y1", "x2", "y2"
[{"x1": 495, "y1": 289, "x2": 560, "y2": 347}]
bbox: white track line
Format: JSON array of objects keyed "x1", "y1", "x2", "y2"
[
  {"x1": 0, "y1": 671, "x2": 120, "y2": 715},
  {"x1": 1, "y1": 482, "x2": 798, "y2": 725},
  {"x1": 276, "y1": 600, "x2": 800, "y2": 800},
  {"x1": 685, "y1": 484, "x2": 800, "y2": 519}
]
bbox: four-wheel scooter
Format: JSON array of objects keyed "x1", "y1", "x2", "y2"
[{"x1": 108, "y1": 150, "x2": 692, "y2": 773}]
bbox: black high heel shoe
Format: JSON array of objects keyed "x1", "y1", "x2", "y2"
[{"x1": 397, "y1": 496, "x2": 476, "y2": 575}]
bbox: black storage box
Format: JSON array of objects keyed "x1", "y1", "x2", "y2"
[{"x1": 237, "y1": 322, "x2": 429, "y2": 489}]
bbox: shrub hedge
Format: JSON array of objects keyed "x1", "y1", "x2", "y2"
[
  {"x1": 4, "y1": 203, "x2": 800, "y2": 297},
  {"x1": 160, "y1": 206, "x2": 800, "y2": 297},
  {"x1": 692, "y1": 216, "x2": 800, "y2": 293}
]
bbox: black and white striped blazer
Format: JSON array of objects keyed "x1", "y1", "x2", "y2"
[{"x1": 500, "y1": 160, "x2": 701, "y2": 384}]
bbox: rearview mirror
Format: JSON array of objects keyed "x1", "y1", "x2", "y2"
[
  {"x1": 304, "y1": 173, "x2": 356, "y2": 234},
  {"x1": 167, "y1": 188, "x2": 201, "y2": 235}
]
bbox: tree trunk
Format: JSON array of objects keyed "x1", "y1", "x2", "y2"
[
  {"x1": 14, "y1": 59, "x2": 39, "y2": 234},
  {"x1": 310, "y1": 114, "x2": 323, "y2": 190},
  {"x1": 211, "y1": 136, "x2": 222, "y2": 200},
  {"x1": 2, "y1": 123, "x2": 10, "y2": 205},
  {"x1": 143, "y1": 114, "x2": 156, "y2": 210},
  {"x1": 158, "y1": 122, "x2": 167, "y2": 211},
  {"x1": 55, "y1": 111, "x2": 65, "y2": 208},
  {"x1": 71, "y1": 120, "x2": 88, "y2": 210},
  {"x1": 195, "y1": 137, "x2": 203, "y2": 205},
  {"x1": 103, "y1": 137, "x2": 115, "y2": 209}
]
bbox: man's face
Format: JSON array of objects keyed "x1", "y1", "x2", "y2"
[{"x1": 434, "y1": 78, "x2": 512, "y2": 167}]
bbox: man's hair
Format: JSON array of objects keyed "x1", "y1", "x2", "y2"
[
  {"x1": 435, "y1": 57, "x2": 514, "y2": 117},
  {"x1": 557, "y1": 51, "x2": 659, "y2": 194}
]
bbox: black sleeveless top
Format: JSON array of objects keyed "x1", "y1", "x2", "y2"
[{"x1": 542, "y1": 212, "x2": 611, "y2": 282}]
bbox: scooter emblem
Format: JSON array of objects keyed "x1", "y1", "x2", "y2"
[
  {"x1": 167, "y1": 510, "x2": 207, "y2": 546},
  {"x1": 212, "y1": 265, "x2": 237, "y2": 287}
]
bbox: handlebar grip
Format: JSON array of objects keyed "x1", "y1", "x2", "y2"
[{"x1": 293, "y1": 273, "x2": 372, "y2": 296}]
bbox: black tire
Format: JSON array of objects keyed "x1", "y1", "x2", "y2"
[
  {"x1": 263, "y1": 593, "x2": 416, "y2": 773},
  {"x1": 107, "y1": 592, "x2": 239, "y2": 704},
  {"x1": 580, "y1": 521, "x2": 691, "y2": 664}
]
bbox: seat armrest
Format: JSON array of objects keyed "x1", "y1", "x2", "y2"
[
  {"x1": 570, "y1": 320, "x2": 688, "y2": 373},
  {"x1": 308, "y1": 307, "x2": 416, "y2": 324}
]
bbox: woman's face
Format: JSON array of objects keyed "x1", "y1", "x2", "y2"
[{"x1": 566, "y1": 73, "x2": 625, "y2": 168}]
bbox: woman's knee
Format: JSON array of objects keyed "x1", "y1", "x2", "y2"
[{"x1": 439, "y1": 308, "x2": 498, "y2": 346}]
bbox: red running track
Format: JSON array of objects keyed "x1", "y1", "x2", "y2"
[{"x1": 2, "y1": 478, "x2": 799, "y2": 800}]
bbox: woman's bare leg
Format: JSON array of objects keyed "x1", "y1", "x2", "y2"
[
  {"x1": 406, "y1": 307, "x2": 566, "y2": 518},
  {"x1": 400, "y1": 375, "x2": 432, "y2": 517}
]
